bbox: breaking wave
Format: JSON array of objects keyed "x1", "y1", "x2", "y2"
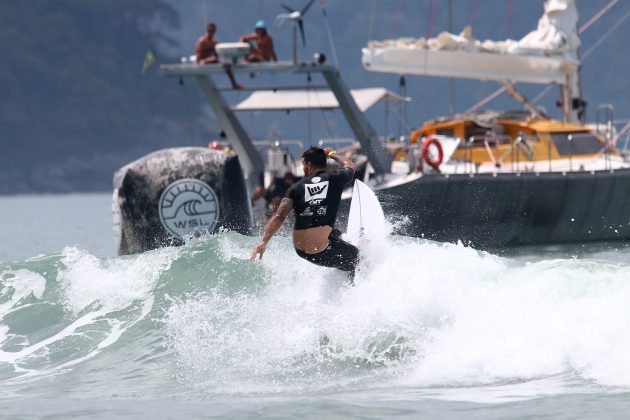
[{"x1": 2, "y1": 231, "x2": 630, "y2": 400}]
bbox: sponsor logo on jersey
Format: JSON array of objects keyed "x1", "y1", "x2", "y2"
[
  {"x1": 300, "y1": 207, "x2": 314, "y2": 216},
  {"x1": 305, "y1": 181, "x2": 329, "y2": 202},
  {"x1": 316, "y1": 205, "x2": 327, "y2": 216},
  {"x1": 311, "y1": 176, "x2": 321, "y2": 183}
]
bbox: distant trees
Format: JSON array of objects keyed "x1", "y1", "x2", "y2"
[{"x1": 0, "y1": 1, "x2": 210, "y2": 193}]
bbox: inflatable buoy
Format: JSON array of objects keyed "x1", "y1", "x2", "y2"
[
  {"x1": 422, "y1": 136, "x2": 444, "y2": 169},
  {"x1": 112, "y1": 147, "x2": 252, "y2": 255}
]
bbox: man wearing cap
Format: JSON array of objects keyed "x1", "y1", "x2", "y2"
[{"x1": 240, "y1": 20, "x2": 278, "y2": 62}]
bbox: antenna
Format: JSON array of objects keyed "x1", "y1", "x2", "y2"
[{"x1": 275, "y1": 0, "x2": 316, "y2": 64}]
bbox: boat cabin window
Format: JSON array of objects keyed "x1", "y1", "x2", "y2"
[
  {"x1": 465, "y1": 124, "x2": 490, "y2": 142},
  {"x1": 436, "y1": 128, "x2": 454, "y2": 137},
  {"x1": 551, "y1": 132, "x2": 603, "y2": 156},
  {"x1": 464, "y1": 123, "x2": 509, "y2": 147}
]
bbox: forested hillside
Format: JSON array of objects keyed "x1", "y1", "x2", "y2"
[{"x1": 0, "y1": 1, "x2": 211, "y2": 193}]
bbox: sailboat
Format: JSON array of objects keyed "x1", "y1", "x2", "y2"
[{"x1": 358, "y1": 0, "x2": 630, "y2": 248}]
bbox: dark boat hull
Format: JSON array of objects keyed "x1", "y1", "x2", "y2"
[{"x1": 374, "y1": 169, "x2": 630, "y2": 249}]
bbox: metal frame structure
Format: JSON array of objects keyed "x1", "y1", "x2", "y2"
[{"x1": 160, "y1": 61, "x2": 391, "y2": 188}]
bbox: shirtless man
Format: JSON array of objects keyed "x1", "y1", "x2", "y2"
[
  {"x1": 240, "y1": 20, "x2": 278, "y2": 62},
  {"x1": 196, "y1": 23, "x2": 219, "y2": 64},
  {"x1": 195, "y1": 23, "x2": 241, "y2": 88},
  {"x1": 251, "y1": 147, "x2": 358, "y2": 281}
]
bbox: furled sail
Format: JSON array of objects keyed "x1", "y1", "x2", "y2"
[{"x1": 362, "y1": 0, "x2": 580, "y2": 84}]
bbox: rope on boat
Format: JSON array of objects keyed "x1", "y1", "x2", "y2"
[
  {"x1": 533, "y1": 7, "x2": 630, "y2": 104},
  {"x1": 319, "y1": 0, "x2": 339, "y2": 68},
  {"x1": 367, "y1": 0, "x2": 377, "y2": 44},
  {"x1": 466, "y1": 0, "x2": 622, "y2": 112}
]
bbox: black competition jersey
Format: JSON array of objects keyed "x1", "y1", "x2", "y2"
[{"x1": 285, "y1": 168, "x2": 354, "y2": 230}]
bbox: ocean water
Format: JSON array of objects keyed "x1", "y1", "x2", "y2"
[{"x1": 2, "y1": 193, "x2": 630, "y2": 418}]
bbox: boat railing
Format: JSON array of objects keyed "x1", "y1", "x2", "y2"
[
  {"x1": 463, "y1": 134, "x2": 512, "y2": 172},
  {"x1": 457, "y1": 133, "x2": 540, "y2": 174},
  {"x1": 253, "y1": 140, "x2": 305, "y2": 177},
  {"x1": 318, "y1": 138, "x2": 357, "y2": 148},
  {"x1": 506, "y1": 133, "x2": 537, "y2": 173},
  {"x1": 595, "y1": 104, "x2": 615, "y2": 170},
  {"x1": 596, "y1": 105, "x2": 615, "y2": 140},
  {"x1": 253, "y1": 139, "x2": 305, "y2": 154},
  {"x1": 619, "y1": 132, "x2": 630, "y2": 156},
  {"x1": 467, "y1": 134, "x2": 513, "y2": 147},
  {"x1": 403, "y1": 142, "x2": 425, "y2": 174}
]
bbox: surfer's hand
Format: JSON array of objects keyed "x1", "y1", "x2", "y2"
[
  {"x1": 251, "y1": 242, "x2": 267, "y2": 260},
  {"x1": 323, "y1": 147, "x2": 336, "y2": 158}
]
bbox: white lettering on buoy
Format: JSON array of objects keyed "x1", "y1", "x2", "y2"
[{"x1": 158, "y1": 178, "x2": 220, "y2": 238}]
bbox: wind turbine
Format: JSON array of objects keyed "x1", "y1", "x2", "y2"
[{"x1": 275, "y1": 0, "x2": 316, "y2": 64}]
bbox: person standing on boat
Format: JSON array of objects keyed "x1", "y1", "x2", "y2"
[
  {"x1": 240, "y1": 20, "x2": 278, "y2": 62},
  {"x1": 195, "y1": 22, "x2": 242, "y2": 89},
  {"x1": 251, "y1": 147, "x2": 359, "y2": 282}
]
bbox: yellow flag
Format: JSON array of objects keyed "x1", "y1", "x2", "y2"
[{"x1": 142, "y1": 48, "x2": 157, "y2": 75}]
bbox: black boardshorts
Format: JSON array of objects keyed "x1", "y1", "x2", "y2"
[{"x1": 295, "y1": 230, "x2": 359, "y2": 272}]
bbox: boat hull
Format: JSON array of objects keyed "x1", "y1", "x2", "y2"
[{"x1": 374, "y1": 169, "x2": 630, "y2": 249}]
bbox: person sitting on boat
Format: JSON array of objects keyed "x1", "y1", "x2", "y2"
[
  {"x1": 251, "y1": 147, "x2": 359, "y2": 283},
  {"x1": 240, "y1": 20, "x2": 278, "y2": 63},
  {"x1": 195, "y1": 22, "x2": 242, "y2": 89}
]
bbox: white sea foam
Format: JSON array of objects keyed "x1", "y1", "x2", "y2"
[
  {"x1": 0, "y1": 269, "x2": 46, "y2": 344},
  {"x1": 0, "y1": 246, "x2": 179, "y2": 378},
  {"x1": 166, "y1": 233, "x2": 630, "y2": 395},
  {"x1": 58, "y1": 246, "x2": 178, "y2": 314}
]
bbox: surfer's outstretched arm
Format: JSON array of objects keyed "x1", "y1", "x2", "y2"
[
  {"x1": 251, "y1": 198, "x2": 293, "y2": 260},
  {"x1": 324, "y1": 147, "x2": 356, "y2": 172}
]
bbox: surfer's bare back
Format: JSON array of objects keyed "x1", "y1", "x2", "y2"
[{"x1": 251, "y1": 147, "x2": 358, "y2": 280}]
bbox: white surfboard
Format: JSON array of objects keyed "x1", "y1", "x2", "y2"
[{"x1": 345, "y1": 180, "x2": 386, "y2": 247}]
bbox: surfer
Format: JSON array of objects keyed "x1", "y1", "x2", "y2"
[{"x1": 251, "y1": 147, "x2": 359, "y2": 282}]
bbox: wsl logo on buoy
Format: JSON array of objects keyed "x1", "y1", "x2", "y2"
[{"x1": 158, "y1": 178, "x2": 220, "y2": 239}]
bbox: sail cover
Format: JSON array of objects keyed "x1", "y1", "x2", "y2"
[{"x1": 362, "y1": 0, "x2": 580, "y2": 84}]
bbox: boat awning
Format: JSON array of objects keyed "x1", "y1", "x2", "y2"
[{"x1": 232, "y1": 87, "x2": 410, "y2": 112}]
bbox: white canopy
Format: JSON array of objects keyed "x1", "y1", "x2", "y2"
[{"x1": 233, "y1": 87, "x2": 410, "y2": 112}]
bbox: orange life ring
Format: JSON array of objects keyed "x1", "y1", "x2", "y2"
[{"x1": 422, "y1": 137, "x2": 444, "y2": 169}]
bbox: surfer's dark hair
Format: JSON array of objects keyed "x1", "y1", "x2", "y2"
[{"x1": 302, "y1": 147, "x2": 326, "y2": 168}]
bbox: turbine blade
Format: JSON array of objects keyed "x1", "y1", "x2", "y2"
[
  {"x1": 281, "y1": 3, "x2": 294, "y2": 13},
  {"x1": 298, "y1": 19, "x2": 306, "y2": 46},
  {"x1": 301, "y1": 0, "x2": 316, "y2": 15}
]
